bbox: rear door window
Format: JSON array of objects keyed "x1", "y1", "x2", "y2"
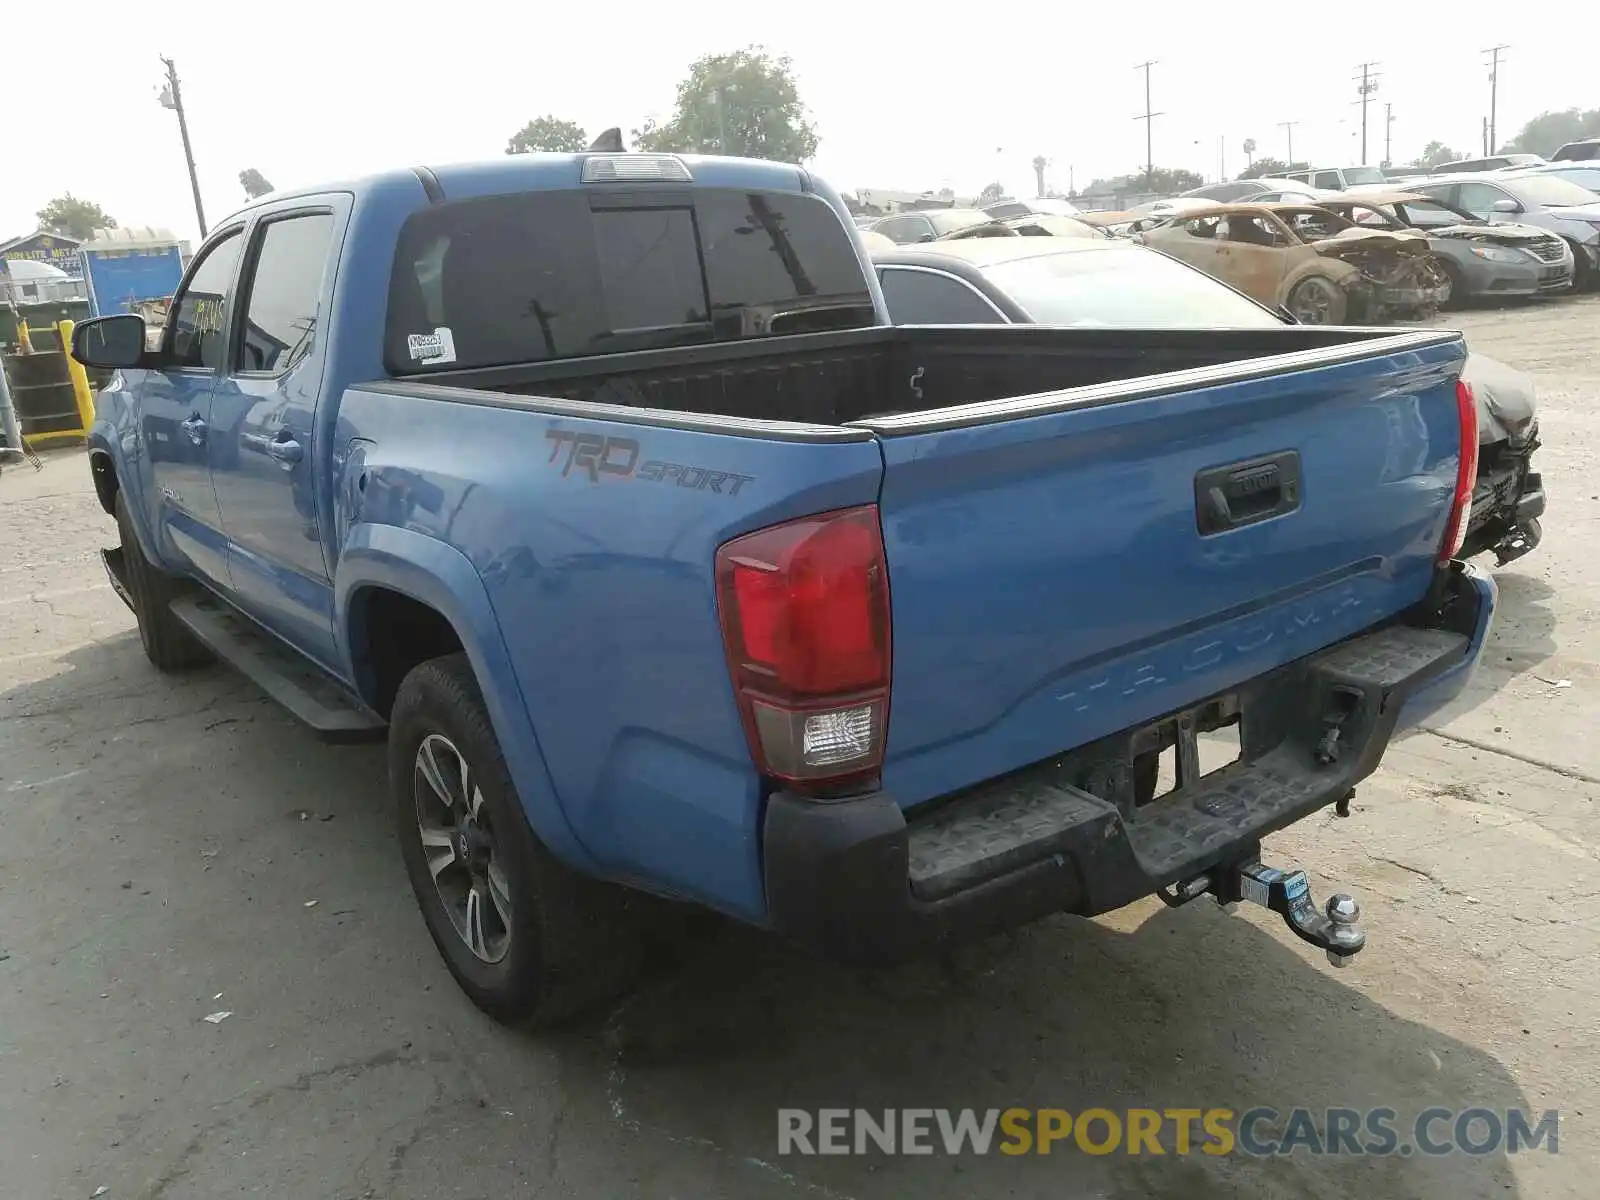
[
  {"x1": 387, "y1": 187, "x2": 872, "y2": 372},
  {"x1": 235, "y1": 213, "x2": 335, "y2": 375}
]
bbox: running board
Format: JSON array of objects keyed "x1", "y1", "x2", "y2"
[{"x1": 168, "y1": 595, "x2": 386, "y2": 743}]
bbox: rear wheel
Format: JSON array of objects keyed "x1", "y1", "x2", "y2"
[
  {"x1": 113, "y1": 491, "x2": 212, "y2": 672},
  {"x1": 390, "y1": 654, "x2": 655, "y2": 1025},
  {"x1": 1286, "y1": 276, "x2": 1348, "y2": 325}
]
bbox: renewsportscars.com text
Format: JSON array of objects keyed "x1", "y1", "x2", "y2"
[{"x1": 777, "y1": 1107, "x2": 1560, "y2": 1157}]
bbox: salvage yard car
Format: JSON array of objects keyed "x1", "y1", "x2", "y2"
[
  {"x1": 871, "y1": 235, "x2": 1545, "y2": 565},
  {"x1": 67, "y1": 148, "x2": 1494, "y2": 1024},
  {"x1": 868, "y1": 207, "x2": 992, "y2": 243},
  {"x1": 1304, "y1": 191, "x2": 1574, "y2": 304},
  {"x1": 1135, "y1": 202, "x2": 1448, "y2": 324},
  {"x1": 1397, "y1": 172, "x2": 1600, "y2": 289}
]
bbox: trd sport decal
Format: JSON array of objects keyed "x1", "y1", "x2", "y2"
[{"x1": 544, "y1": 429, "x2": 755, "y2": 495}]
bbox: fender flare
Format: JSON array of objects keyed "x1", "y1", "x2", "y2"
[
  {"x1": 334, "y1": 523, "x2": 597, "y2": 873},
  {"x1": 86, "y1": 423, "x2": 165, "y2": 567}
]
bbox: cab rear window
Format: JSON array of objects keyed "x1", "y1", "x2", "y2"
[{"x1": 385, "y1": 187, "x2": 874, "y2": 373}]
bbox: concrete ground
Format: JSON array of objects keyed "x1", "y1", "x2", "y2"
[{"x1": 2, "y1": 298, "x2": 1596, "y2": 1199}]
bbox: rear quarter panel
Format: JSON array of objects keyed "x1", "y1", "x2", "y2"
[{"x1": 333, "y1": 386, "x2": 884, "y2": 920}]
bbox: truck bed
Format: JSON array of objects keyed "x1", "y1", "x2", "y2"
[{"x1": 371, "y1": 324, "x2": 1406, "y2": 428}]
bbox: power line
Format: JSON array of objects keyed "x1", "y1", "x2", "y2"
[
  {"x1": 1483, "y1": 45, "x2": 1509, "y2": 153},
  {"x1": 158, "y1": 56, "x2": 208, "y2": 238},
  {"x1": 1278, "y1": 120, "x2": 1300, "y2": 164},
  {"x1": 1353, "y1": 62, "x2": 1381, "y2": 165},
  {"x1": 1133, "y1": 61, "x2": 1162, "y2": 191}
]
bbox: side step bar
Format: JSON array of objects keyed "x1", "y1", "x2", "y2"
[{"x1": 168, "y1": 595, "x2": 386, "y2": 743}]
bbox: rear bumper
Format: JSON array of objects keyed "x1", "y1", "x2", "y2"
[{"x1": 762, "y1": 562, "x2": 1495, "y2": 959}]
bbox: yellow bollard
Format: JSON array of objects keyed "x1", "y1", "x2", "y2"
[
  {"x1": 16, "y1": 321, "x2": 34, "y2": 353},
  {"x1": 57, "y1": 320, "x2": 96, "y2": 433}
]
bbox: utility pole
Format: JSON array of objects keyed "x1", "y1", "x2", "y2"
[
  {"x1": 1353, "y1": 62, "x2": 1380, "y2": 165},
  {"x1": 1483, "y1": 45, "x2": 1509, "y2": 153},
  {"x1": 1383, "y1": 103, "x2": 1395, "y2": 166},
  {"x1": 1133, "y1": 61, "x2": 1161, "y2": 191},
  {"x1": 1279, "y1": 119, "x2": 1299, "y2": 165},
  {"x1": 158, "y1": 56, "x2": 207, "y2": 238}
]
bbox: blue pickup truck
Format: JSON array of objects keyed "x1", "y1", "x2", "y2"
[{"x1": 71, "y1": 150, "x2": 1495, "y2": 1023}]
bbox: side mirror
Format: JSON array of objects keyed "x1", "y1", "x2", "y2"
[
  {"x1": 917, "y1": 232, "x2": 936, "y2": 243},
  {"x1": 1490, "y1": 198, "x2": 1521, "y2": 214},
  {"x1": 71, "y1": 314, "x2": 148, "y2": 369}
]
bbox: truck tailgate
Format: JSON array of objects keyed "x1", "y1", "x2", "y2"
[{"x1": 860, "y1": 332, "x2": 1467, "y2": 810}]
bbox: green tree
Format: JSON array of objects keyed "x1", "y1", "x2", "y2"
[
  {"x1": 1237, "y1": 156, "x2": 1309, "y2": 179},
  {"x1": 633, "y1": 47, "x2": 818, "y2": 163},
  {"x1": 1501, "y1": 108, "x2": 1600, "y2": 157},
  {"x1": 506, "y1": 115, "x2": 589, "y2": 154},
  {"x1": 978, "y1": 181, "x2": 1005, "y2": 204},
  {"x1": 239, "y1": 168, "x2": 274, "y2": 199},
  {"x1": 35, "y1": 194, "x2": 116, "y2": 241},
  {"x1": 1411, "y1": 141, "x2": 1463, "y2": 170}
]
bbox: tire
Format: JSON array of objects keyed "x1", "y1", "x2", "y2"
[
  {"x1": 389, "y1": 653, "x2": 653, "y2": 1025},
  {"x1": 1436, "y1": 259, "x2": 1466, "y2": 311},
  {"x1": 1565, "y1": 240, "x2": 1593, "y2": 292},
  {"x1": 114, "y1": 490, "x2": 212, "y2": 672},
  {"x1": 1286, "y1": 276, "x2": 1348, "y2": 325}
]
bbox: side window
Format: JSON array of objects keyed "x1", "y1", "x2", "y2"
[
  {"x1": 872, "y1": 217, "x2": 909, "y2": 243},
  {"x1": 235, "y1": 214, "x2": 336, "y2": 375},
  {"x1": 1313, "y1": 171, "x2": 1342, "y2": 190},
  {"x1": 1221, "y1": 216, "x2": 1288, "y2": 246},
  {"x1": 166, "y1": 230, "x2": 243, "y2": 370},
  {"x1": 877, "y1": 268, "x2": 1002, "y2": 324},
  {"x1": 1454, "y1": 183, "x2": 1506, "y2": 218}
]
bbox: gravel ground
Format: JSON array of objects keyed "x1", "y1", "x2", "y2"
[{"x1": 1, "y1": 297, "x2": 1596, "y2": 1199}]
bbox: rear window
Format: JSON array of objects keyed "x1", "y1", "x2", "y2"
[{"x1": 385, "y1": 187, "x2": 874, "y2": 372}]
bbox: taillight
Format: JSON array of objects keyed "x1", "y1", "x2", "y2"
[
  {"x1": 1438, "y1": 378, "x2": 1480, "y2": 564},
  {"x1": 715, "y1": 506, "x2": 891, "y2": 789}
]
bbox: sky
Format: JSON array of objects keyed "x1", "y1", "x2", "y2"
[{"x1": 4, "y1": 2, "x2": 1592, "y2": 245}]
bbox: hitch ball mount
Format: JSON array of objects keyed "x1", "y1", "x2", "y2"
[{"x1": 1162, "y1": 858, "x2": 1367, "y2": 968}]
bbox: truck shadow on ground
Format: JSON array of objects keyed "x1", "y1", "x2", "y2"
[
  {"x1": 549, "y1": 908, "x2": 1533, "y2": 1200},
  {"x1": 0, "y1": 633, "x2": 1536, "y2": 1200}
]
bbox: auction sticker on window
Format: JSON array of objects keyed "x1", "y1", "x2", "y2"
[{"x1": 406, "y1": 326, "x2": 456, "y2": 365}]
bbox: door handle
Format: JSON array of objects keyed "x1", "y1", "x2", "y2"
[
  {"x1": 267, "y1": 432, "x2": 304, "y2": 469},
  {"x1": 180, "y1": 413, "x2": 207, "y2": 445}
]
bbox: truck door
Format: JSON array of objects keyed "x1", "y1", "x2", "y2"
[
  {"x1": 139, "y1": 227, "x2": 244, "y2": 587},
  {"x1": 208, "y1": 207, "x2": 342, "y2": 667}
]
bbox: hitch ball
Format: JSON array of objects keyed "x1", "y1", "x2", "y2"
[{"x1": 1325, "y1": 893, "x2": 1365, "y2": 967}]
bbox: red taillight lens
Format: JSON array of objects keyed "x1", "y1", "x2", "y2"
[
  {"x1": 1438, "y1": 379, "x2": 1480, "y2": 564},
  {"x1": 716, "y1": 506, "x2": 891, "y2": 787}
]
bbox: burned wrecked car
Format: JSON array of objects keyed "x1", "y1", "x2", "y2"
[
  {"x1": 1135, "y1": 202, "x2": 1448, "y2": 324},
  {"x1": 1317, "y1": 190, "x2": 1574, "y2": 304}
]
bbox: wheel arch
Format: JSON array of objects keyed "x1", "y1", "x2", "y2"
[{"x1": 335, "y1": 523, "x2": 595, "y2": 873}]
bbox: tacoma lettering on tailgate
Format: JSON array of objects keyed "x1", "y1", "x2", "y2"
[{"x1": 544, "y1": 429, "x2": 755, "y2": 495}]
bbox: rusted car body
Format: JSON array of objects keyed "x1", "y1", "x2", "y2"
[{"x1": 1135, "y1": 202, "x2": 1448, "y2": 324}]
